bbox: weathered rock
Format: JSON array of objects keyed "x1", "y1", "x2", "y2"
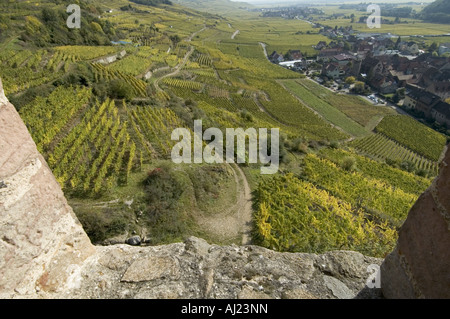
[
  {"x1": 322, "y1": 275, "x2": 355, "y2": 299},
  {"x1": 381, "y1": 147, "x2": 450, "y2": 299},
  {"x1": 2, "y1": 75, "x2": 448, "y2": 299},
  {"x1": 57, "y1": 238, "x2": 383, "y2": 299},
  {"x1": 125, "y1": 236, "x2": 141, "y2": 246},
  {"x1": 0, "y1": 79, "x2": 95, "y2": 298}
]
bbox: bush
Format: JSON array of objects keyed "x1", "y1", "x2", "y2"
[
  {"x1": 400, "y1": 160, "x2": 416, "y2": 173},
  {"x1": 329, "y1": 141, "x2": 340, "y2": 149},
  {"x1": 341, "y1": 156, "x2": 357, "y2": 172},
  {"x1": 108, "y1": 79, "x2": 136, "y2": 101}
]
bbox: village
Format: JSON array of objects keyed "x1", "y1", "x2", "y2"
[{"x1": 268, "y1": 26, "x2": 450, "y2": 134}]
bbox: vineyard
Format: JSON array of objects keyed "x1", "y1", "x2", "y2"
[
  {"x1": 301, "y1": 154, "x2": 419, "y2": 225},
  {"x1": 375, "y1": 115, "x2": 447, "y2": 162},
  {"x1": 295, "y1": 79, "x2": 396, "y2": 128},
  {"x1": 92, "y1": 63, "x2": 148, "y2": 96},
  {"x1": 44, "y1": 99, "x2": 132, "y2": 194},
  {"x1": 55, "y1": 46, "x2": 120, "y2": 61},
  {"x1": 349, "y1": 133, "x2": 440, "y2": 174},
  {"x1": 281, "y1": 80, "x2": 369, "y2": 138},
  {"x1": 107, "y1": 54, "x2": 154, "y2": 76},
  {"x1": 0, "y1": 48, "x2": 62, "y2": 94},
  {"x1": 3, "y1": 0, "x2": 448, "y2": 252},
  {"x1": 254, "y1": 173, "x2": 397, "y2": 257},
  {"x1": 129, "y1": 106, "x2": 189, "y2": 158},
  {"x1": 318, "y1": 148, "x2": 432, "y2": 195},
  {"x1": 163, "y1": 78, "x2": 204, "y2": 91},
  {"x1": 19, "y1": 86, "x2": 92, "y2": 153},
  {"x1": 247, "y1": 77, "x2": 349, "y2": 141}
]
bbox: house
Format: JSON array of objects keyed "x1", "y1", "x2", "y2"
[
  {"x1": 398, "y1": 41, "x2": 420, "y2": 55},
  {"x1": 410, "y1": 87, "x2": 441, "y2": 118},
  {"x1": 317, "y1": 48, "x2": 343, "y2": 62},
  {"x1": 379, "y1": 80, "x2": 398, "y2": 94},
  {"x1": 356, "y1": 42, "x2": 374, "y2": 59},
  {"x1": 315, "y1": 41, "x2": 327, "y2": 50},
  {"x1": 403, "y1": 85, "x2": 423, "y2": 110},
  {"x1": 269, "y1": 51, "x2": 284, "y2": 63},
  {"x1": 419, "y1": 67, "x2": 450, "y2": 100},
  {"x1": 431, "y1": 101, "x2": 450, "y2": 126},
  {"x1": 290, "y1": 50, "x2": 303, "y2": 60},
  {"x1": 368, "y1": 73, "x2": 398, "y2": 94},
  {"x1": 361, "y1": 56, "x2": 383, "y2": 77},
  {"x1": 322, "y1": 62, "x2": 345, "y2": 79},
  {"x1": 332, "y1": 53, "x2": 357, "y2": 66}
]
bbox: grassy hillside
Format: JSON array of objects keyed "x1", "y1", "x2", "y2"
[{"x1": 421, "y1": 0, "x2": 450, "y2": 24}]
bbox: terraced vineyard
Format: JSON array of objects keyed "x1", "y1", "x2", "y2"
[
  {"x1": 92, "y1": 63, "x2": 147, "y2": 96},
  {"x1": 247, "y1": 77, "x2": 349, "y2": 141},
  {"x1": 46, "y1": 99, "x2": 131, "y2": 194},
  {"x1": 350, "y1": 133, "x2": 440, "y2": 174},
  {"x1": 0, "y1": 49, "x2": 63, "y2": 94},
  {"x1": 375, "y1": 115, "x2": 447, "y2": 162},
  {"x1": 301, "y1": 154, "x2": 419, "y2": 225},
  {"x1": 19, "y1": 86, "x2": 92, "y2": 153},
  {"x1": 55, "y1": 46, "x2": 121, "y2": 61},
  {"x1": 107, "y1": 54, "x2": 154, "y2": 76},
  {"x1": 254, "y1": 173, "x2": 397, "y2": 256},
  {"x1": 129, "y1": 106, "x2": 188, "y2": 158},
  {"x1": 163, "y1": 78, "x2": 204, "y2": 91},
  {"x1": 318, "y1": 148, "x2": 432, "y2": 195},
  {"x1": 281, "y1": 80, "x2": 369, "y2": 138},
  {"x1": 296, "y1": 79, "x2": 396, "y2": 128}
]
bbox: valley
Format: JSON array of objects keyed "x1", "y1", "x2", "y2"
[{"x1": 0, "y1": 0, "x2": 448, "y2": 259}]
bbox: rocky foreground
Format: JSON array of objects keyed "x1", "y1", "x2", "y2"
[{"x1": 0, "y1": 78, "x2": 448, "y2": 299}]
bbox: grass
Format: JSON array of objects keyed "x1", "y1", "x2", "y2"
[
  {"x1": 281, "y1": 79, "x2": 370, "y2": 138},
  {"x1": 296, "y1": 79, "x2": 397, "y2": 127}
]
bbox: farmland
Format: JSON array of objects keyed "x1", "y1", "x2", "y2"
[
  {"x1": 0, "y1": 0, "x2": 447, "y2": 254},
  {"x1": 375, "y1": 115, "x2": 447, "y2": 161}
]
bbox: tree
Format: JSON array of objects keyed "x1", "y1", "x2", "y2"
[
  {"x1": 345, "y1": 76, "x2": 356, "y2": 85},
  {"x1": 428, "y1": 42, "x2": 438, "y2": 53},
  {"x1": 169, "y1": 35, "x2": 180, "y2": 46},
  {"x1": 108, "y1": 79, "x2": 136, "y2": 101},
  {"x1": 352, "y1": 81, "x2": 366, "y2": 94}
]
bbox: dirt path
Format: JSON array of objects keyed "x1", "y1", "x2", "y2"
[
  {"x1": 196, "y1": 164, "x2": 253, "y2": 245},
  {"x1": 231, "y1": 30, "x2": 240, "y2": 40},
  {"x1": 259, "y1": 42, "x2": 268, "y2": 60},
  {"x1": 187, "y1": 25, "x2": 206, "y2": 42},
  {"x1": 153, "y1": 26, "x2": 206, "y2": 92},
  {"x1": 233, "y1": 164, "x2": 253, "y2": 245},
  {"x1": 154, "y1": 46, "x2": 195, "y2": 92}
]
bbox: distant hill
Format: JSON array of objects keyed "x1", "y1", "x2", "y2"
[
  {"x1": 421, "y1": 0, "x2": 450, "y2": 24},
  {"x1": 129, "y1": 0, "x2": 173, "y2": 6},
  {"x1": 173, "y1": 0, "x2": 253, "y2": 16}
]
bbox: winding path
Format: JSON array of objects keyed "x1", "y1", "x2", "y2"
[
  {"x1": 153, "y1": 25, "x2": 207, "y2": 92},
  {"x1": 153, "y1": 46, "x2": 195, "y2": 92},
  {"x1": 195, "y1": 163, "x2": 253, "y2": 246}
]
